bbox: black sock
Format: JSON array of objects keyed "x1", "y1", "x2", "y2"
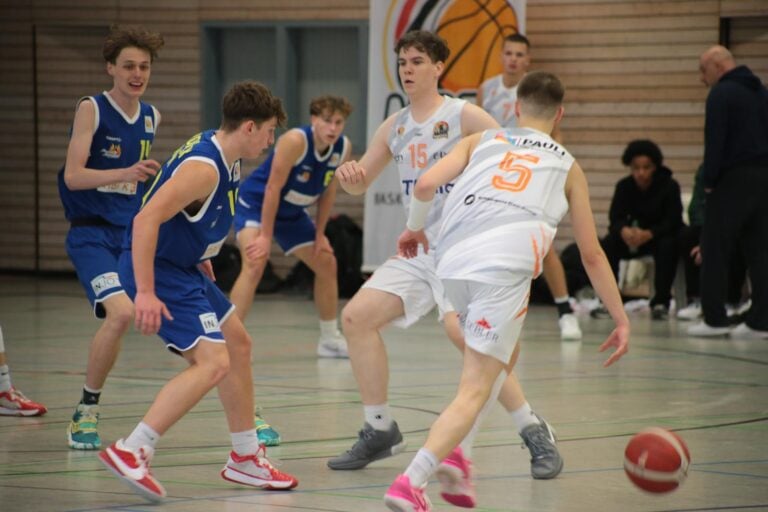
[
  {"x1": 555, "y1": 300, "x2": 574, "y2": 317},
  {"x1": 81, "y1": 388, "x2": 101, "y2": 406}
]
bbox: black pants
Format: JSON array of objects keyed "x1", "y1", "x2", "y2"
[
  {"x1": 700, "y1": 164, "x2": 768, "y2": 329},
  {"x1": 601, "y1": 230, "x2": 679, "y2": 307},
  {"x1": 678, "y1": 224, "x2": 746, "y2": 304}
]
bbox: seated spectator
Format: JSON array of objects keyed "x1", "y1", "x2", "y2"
[
  {"x1": 599, "y1": 140, "x2": 683, "y2": 320},
  {"x1": 677, "y1": 164, "x2": 749, "y2": 321}
]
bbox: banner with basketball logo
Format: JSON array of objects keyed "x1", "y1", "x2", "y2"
[{"x1": 363, "y1": 0, "x2": 526, "y2": 271}]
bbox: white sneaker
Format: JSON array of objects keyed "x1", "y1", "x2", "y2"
[
  {"x1": 221, "y1": 447, "x2": 298, "y2": 490},
  {"x1": 686, "y1": 321, "x2": 731, "y2": 337},
  {"x1": 558, "y1": 314, "x2": 582, "y2": 341},
  {"x1": 676, "y1": 301, "x2": 702, "y2": 320},
  {"x1": 731, "y1": 322, "x2": 768, "y2": 340},
  {"x1": 727, "y1": 299, "x2": 752, "y2": 317},
  {"x1": 317, "y1": 332, "x2": 349, "y2": 358}
]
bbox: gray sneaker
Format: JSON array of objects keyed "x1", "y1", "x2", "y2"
[
  {"x1": 519, "y1": 415, "x2": 563, "y2": 479},
  {"x1": 327, "y1": 421, "x2": 407, "y2": 470}
]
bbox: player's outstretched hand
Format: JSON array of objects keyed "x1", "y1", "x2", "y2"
[
  {"x1": 134, "y1": 291, "x2": 173, "y2": 335},
  {"x1": 245, "y1": 235, "x2": 271, "y2": 263},
  {"x1": 125, "y1": 159, "x2": 160, "y2": 182},
  {"x1": 598, "y1": 324, "x2": 629, "y2": 367},
  {"x1": 397, "y1": 228, "x2": 428, "y2": 259},
  {"x1": 336, "y1": 160, "x2": 366, "y2": 186}
]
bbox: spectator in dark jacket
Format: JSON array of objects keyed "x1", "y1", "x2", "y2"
[
  {"x1": 600, "y1": 139, "x2": 683, "y2": 319},
  {"x1": 688, "y1": 46, "x2": 768, "y2": 338}
]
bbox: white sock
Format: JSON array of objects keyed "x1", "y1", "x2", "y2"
[
  {"x1": 0, "y1": 325, "x2": 6, "y2": 352},
  {"x1": 404, "y1": 448, "x2": 438, "y2": 488},
  {"x1": 230, "y1": 428, "x2": 260, "y2": 456},
  {"x1": 319, "y1": 319, "x2": 339, "y2": 338},
  {"x1": 460, "y1": 371, "x2": 506, "y2": 458},
  {"x1": 364, "y1": 404, "x2": 393, "y2": 431},
  {"x1": 124, "y1": 421, "x2": 161, "y2": 451},
  {"x1": 509, "y1": 402, "x2": 541, "y2": 432},
  {"x1": 554, "y1": 295, "x2": 570, "y2": 304},
  {"x1": 0, "y1": 365, "x2": 11, "y2": 392}
]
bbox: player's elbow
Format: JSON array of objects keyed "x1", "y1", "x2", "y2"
[
  {"x1": 63, "y1": 167, "x2": 84, "y2": 190},
  {"x1": 413, "y1": 179, "x2": 434, "y2": 200},
  {"x1": 580, "y1": 244, "x2": 606, "y2": 270}
]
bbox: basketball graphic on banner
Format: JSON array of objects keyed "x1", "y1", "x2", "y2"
[{"x1": 435, "y1": 0, "x2": 519, "y2": 92}]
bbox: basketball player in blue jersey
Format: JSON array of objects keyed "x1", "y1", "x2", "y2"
[
  {"x1": 478, "y1": 33, "x2": 583, "y2": 342},
  {"x1": 98, "y1": 81, "x2": 298, "y2": 502},
  {"x1": 59, "y1": 25, "x2": 164, "y2": 450},
  {"x1": 232, "y1": 95, "x2": 353, "y2": 360},
  {"x1": 386, "y1": 70, "x2": 629, "y2": 512},
  {"x1": 329, "y1": 30, "x2": 563, "y2": 482}
]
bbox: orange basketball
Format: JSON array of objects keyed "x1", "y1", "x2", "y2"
[
  {"x1": 624, "y1": 427, "x2": 691, "y2": 493},
  {"x1": 436, "y1": 0, "x2": 519, "y2": 92}
]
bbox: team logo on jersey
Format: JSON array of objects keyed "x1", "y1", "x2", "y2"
[
  {"x1": 144, "y1": 115, "x2": 154, "y2": 133},
  {"x1": 231, "y1": 160, "x2": 241, "y2": 181},
  {"x1": 397, "y1": 125, "x2": 405, "y2": 136},
  {"x1": 329, "y1": 152, "x2": 341, "y2": 167},
  {"x1": 297, "y1": 171, "x2": 311, "y2": 183},
  {"x1": 433, "y1": 121, "x2": 449, "y2": 139},
  {"x1": 101, "y1": 143, "x2": 122, "y2": 159},
  {"x1": 90, "y1": 272, "x2": 121, "y2": 296}
]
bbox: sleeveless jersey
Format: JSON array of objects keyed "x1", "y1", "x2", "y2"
[
  {"x1": 436, "y1": 127, "x2": 575, "y2": 284},
  {"x1": 58, "y1": 92, "x2": 158, "y2": 226},
  {"x1": 128, "y1": 130, "x2": 240, "y2": 267},
  {"x1": 387, "y1": 96, "x2": 465, "y2": 240},
  {"x1": 479, "y1": 75, "x2": 518, "y2": 128},
  {"x1": 239, "y1": 125, "x2": 348, "y2": 215}
]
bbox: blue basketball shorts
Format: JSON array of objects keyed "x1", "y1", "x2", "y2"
[
  {"x1": 118, "y1": 252, "x2": 234, "y2": 353},
  {"x1": 66, "y1": 225, "x2": 127, "y2": 318},
  {"x1": 234, "y1": 193, "x2": 316, "y2": 254}
]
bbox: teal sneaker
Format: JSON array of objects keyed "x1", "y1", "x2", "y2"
[
  {"x1": 255, "y1": 412, "x2": 281, "y2": 446},
  {"x1": 67, "y1": 403, "x2": 101, "y2": 450}
]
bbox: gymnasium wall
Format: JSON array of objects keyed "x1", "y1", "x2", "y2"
[{"x1": 0, "y1": 0, "x2": 766, "y2": 275}]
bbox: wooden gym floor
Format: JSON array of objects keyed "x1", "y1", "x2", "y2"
[{"x1": 0, "y1": 274, "x2": 766, "y2": 511}]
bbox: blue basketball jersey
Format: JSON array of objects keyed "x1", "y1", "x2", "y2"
[
  {"x1": 128, "y1": 130, "x2": 240, "y2": 267},
  {"x1": 58, "y1": 93, "x2": 158, "y2": 226},
  {"x1": 239, "y1": 125, "x2": 348, "y2": 216}
]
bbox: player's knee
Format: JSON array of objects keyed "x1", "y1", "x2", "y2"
[
  {"x1": 456, "y1": 382, "x2": 492, "y2": 412},
  {"x1": 204, "y1": 349, "x2": 231, "y2": 384},
  {"x1": 315, "y1": 252, "x2": 337, "y2": 279},
  {"x1": 228, "y1": 331, "x2": 253, "y2": 360},
  {"x1": 239, "y1": 258, "x2": 266, "y2": 282},
  {"x1": 105, "y1": 304, "x2": 133, "y2": 332},
  {"x1": 341, "y1": 302, "x2": 369, "y2": 339}
]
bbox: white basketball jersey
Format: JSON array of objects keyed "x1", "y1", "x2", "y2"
[
  {"x1": 480, "y1": 74, "x2": 519, "y2": 128},
  {"x1": 436, "y1": 127, "x2": 575, "y2": 284},
  {"x1": 387, "y1": 96, "x2": 465, "y2": 240}
]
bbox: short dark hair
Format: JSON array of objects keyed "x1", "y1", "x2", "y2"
[
  {"x1": 394, "y1": 30, "x2": 450, "y2": 63},
  {"x1": 503, "y1": 33, "x2": 531, "y2": 49},
  {"x1": 517, "y1": 71, "x2": 564, "y2": 118},
  {"x1": 622, "y1": 139, "x2": 663, "y2": 167},
  {"x1": 103, "y1": 25, "x2": 164, "y2": 63},
  {"x1": 310, "y1": 95, "x2": 353, "y2": 119},
  {"x1": 220, "y1": 81, "x2": 287, "y2": 132}
]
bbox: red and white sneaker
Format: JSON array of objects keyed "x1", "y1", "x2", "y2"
[
  {"x1": 220, "y1": 445, "x2": 298, "y2": 490},
  {"x1": 384, "y1": 474, "x2": 432, "y2": 512},
  {"x1": 0, "y1": 387, "x2": 47, "y2": 416},
  {"x1": 98, "y1": 439, "x2": 166, "y2": 503},
  {"x1": 436, "y1": 446, "x2": 476, "y2": 508}
]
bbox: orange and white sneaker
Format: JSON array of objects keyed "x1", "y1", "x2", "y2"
[
  {"x1": 98, "y1": 439, "x2": 166, "y2": 503},
  {"x1": 221, "y1": 445, "x2": 298, "y2": 490},
  {"x1": 436, "y1": 446, "x2": 476, "y2": 508},
  {"x1": 0, "y1": 387, "x2": 47, "y2": 416}
]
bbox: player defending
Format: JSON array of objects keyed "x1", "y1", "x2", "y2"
[
  {"x1": 385, "y1": 71, "x2": 630, "y2": 511},
  {"x1": 329, "y1": 30, "x2": 563, "y2": 481},
  {"x1": 232, "y1": 96, "x2": 353, "y2": 359},
  {"x1": 478, "y1": 33, "x2": 582, "y2": 341},
  {"x1": 59, "y1": 25, "x2": 163, "y2": 449},
  {"x1": 98, "y1": 81, "x2": 298, "y2": 502}
]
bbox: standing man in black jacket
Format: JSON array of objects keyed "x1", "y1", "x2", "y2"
[
  {"x1": 599, "y1": 139, "x2": 683, "y2": 320},
  {"x1": 688, "y1": 46, "x2": 768, "y2": 338}
]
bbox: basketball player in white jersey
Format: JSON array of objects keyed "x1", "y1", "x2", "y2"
[
  {"x1": 478, "y1": 33, "x2": 582, "y2": 341},
  {"x1": 329, "y1": 30, "x2": 563, "y2": 481},
  {"x1": 385, "y1": 71, "x2": 630, "y2": 512}
]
